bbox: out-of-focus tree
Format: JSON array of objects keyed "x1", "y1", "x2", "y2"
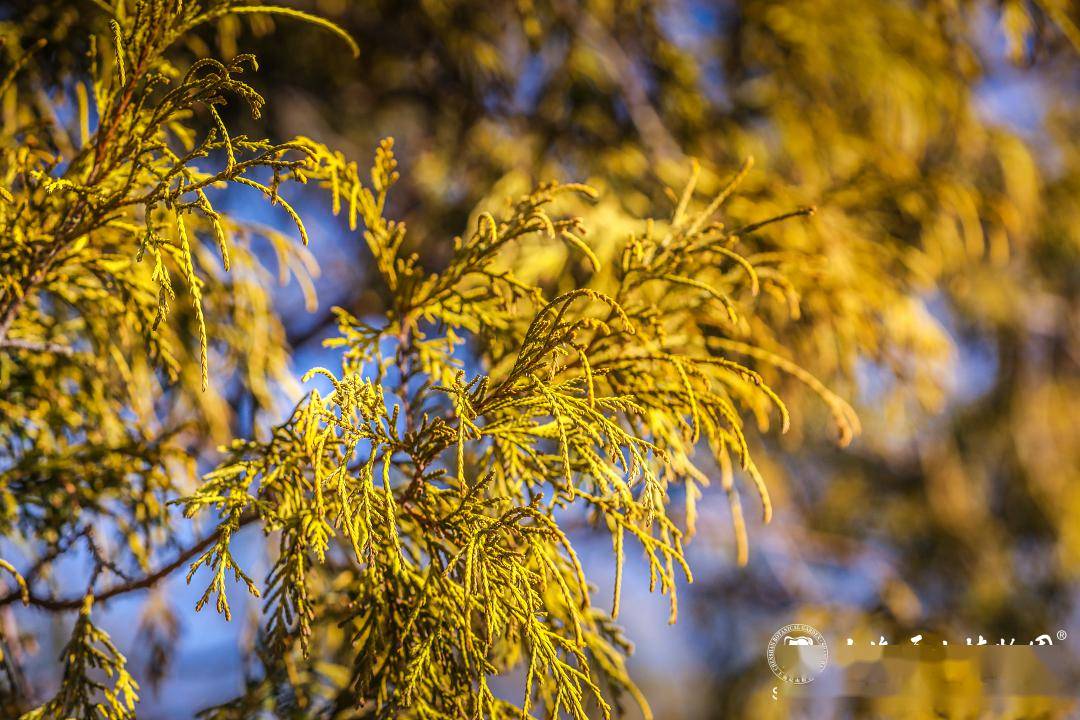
[{"x1": 1, "y1": 0, "x2": 1078, "y2": 717}]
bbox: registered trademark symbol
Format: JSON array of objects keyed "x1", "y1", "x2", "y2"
[{"x1": 1057, "y1": 630, "x2": 1067, "y2": 641}]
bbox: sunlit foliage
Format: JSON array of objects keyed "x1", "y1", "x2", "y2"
[
  {"x1": 0, "y1": 1, "x2": 860, "y2": 717},
  {"x1": 178, "y1": 138, "x2": 862, "y2": 716},
  {"x1": 2, "y1": 0, "x2": 1078, "y2": 717}
]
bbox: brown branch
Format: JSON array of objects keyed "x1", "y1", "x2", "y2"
[{"x1": 0, "y1": 514, "x2": 259, "y2": 612}]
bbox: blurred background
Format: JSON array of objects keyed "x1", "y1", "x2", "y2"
[{"x1": 4, "y1": 0, "x2": 1080, "y2": 717}]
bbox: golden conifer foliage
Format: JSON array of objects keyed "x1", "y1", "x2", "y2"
[
  {"x1": 179, "y1": 136, "x2": 858, "y2": 717},
  {"x1": 0, "y1": 2, "x2": 342, "y2": 717},
  {"x1": 4, "y1": 0, "x2": 1075, "y2": 718},
  {"x1": 0, "y1": 1, "x2": 859, "y2": 717}
]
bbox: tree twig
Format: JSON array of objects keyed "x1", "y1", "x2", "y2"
[{"x1": 0, "y1": 513, "x2": 259, "y2": 611}]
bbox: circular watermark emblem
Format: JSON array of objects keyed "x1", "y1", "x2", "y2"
[{"x1": 767, "y1": 624, "x2": 829, "y2": 685}]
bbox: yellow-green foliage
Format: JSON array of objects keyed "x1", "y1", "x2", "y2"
[
  {"x1": 0, "y1": 1, "x2": 343, "y2": 717},
  {"x1": 150, "y1": 1, "x2": 1076, "y2": 717},
  {"x1": 179, "y1": 138, "x2": 857, "y2": 718},
  {"x1": 0, "y1": 1, "x2": 898, "y2": 718},
  {"x1": 19, "y1": 596, "x2": 139, "y2": 720},
  {"x1": 0, "y1": 0, "x2": 331, "y2": 585}
]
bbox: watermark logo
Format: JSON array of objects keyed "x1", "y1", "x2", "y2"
[{"x1": 767, "y1": 623, "x2": 829, "y2": 685}]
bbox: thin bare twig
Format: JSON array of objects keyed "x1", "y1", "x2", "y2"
[{"x1": 0, "y1": 514, "x2": 258, "y2": 611}]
